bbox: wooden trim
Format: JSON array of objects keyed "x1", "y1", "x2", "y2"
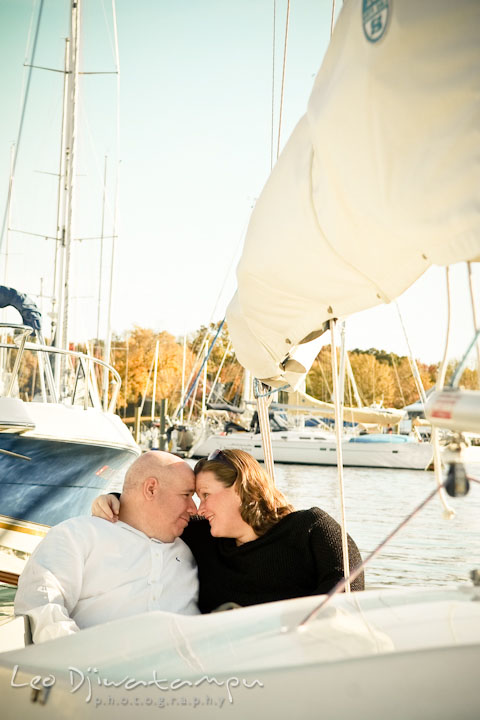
[
  {"x1": 0, "y1": 520, "x2": 47, "y2": 537},
  {"x1": 0, "y1": 570, "x2": 19, "y2": 587}
]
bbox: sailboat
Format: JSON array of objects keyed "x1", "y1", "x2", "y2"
[
  {"x1": 0, "y1": 0, "x2": 139, "y2": 582},
  {"x1": 0, "y1": 289, "x2": 139, "y2": 583},
  {"x1": 189, "y1": 387, "x2": 435, "y2": 470},
  {"x1": 185, "y1": 337, "x2": 434, "y2": 470},
  {"x1": 1, "y1": 1, "x2": 480, "y2": 718}
]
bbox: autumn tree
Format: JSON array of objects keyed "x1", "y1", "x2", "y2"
[
  {"x1": 306, "y1": 345, "x2": 439, "y2": 409},
  {"x1": 102, "y1": 322, "x2": 478, "y2": 421},
  {"x1": 111, "y1": 327, "x2": 195, "y2": 414}
]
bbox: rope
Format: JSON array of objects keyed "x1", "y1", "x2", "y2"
[
  {"x1": 330, "y1": 320, "x2": 350, "y2": 592},
  {"x1": 253, "y1": 380, "x2": 276, "y2": 483}
]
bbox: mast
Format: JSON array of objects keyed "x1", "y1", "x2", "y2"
[
  {"x1": 180, "y1": 333, "x2": 186, "y2": 424},
  {"x1": 56, "y1": 0, "x2": 81, "y2": 358},
  {"x1": 96, "y1": 156, "x2": 108, "y2": 344},
  {"x1": 3, "y1": 144, "x2": 15, "y2": 290},
  {"x1": 151, "y1": 339, "x2": 159, "y2": 422}
]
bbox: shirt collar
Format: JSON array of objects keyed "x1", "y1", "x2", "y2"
[{"x1": 115, "y1": 520, "x2": 166, "y2": 544}]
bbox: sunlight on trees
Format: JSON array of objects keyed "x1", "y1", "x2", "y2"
[{"x1": 90, "y1": 326, "x2": 478, "y2": 418}]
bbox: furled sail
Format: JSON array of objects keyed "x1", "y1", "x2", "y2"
[
  {"x1": 227, "y1": 0, "x2": 480, "y2": 389},
  {"x1": 285, "y1": 390, "x2": 405, "y2": 427}
]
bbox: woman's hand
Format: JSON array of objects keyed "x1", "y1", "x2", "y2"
[{"x1": 91, "y1": 494, "x2": 120, "y2": 522}]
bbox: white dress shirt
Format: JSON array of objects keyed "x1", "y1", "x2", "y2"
[{"x1": 14, "y1": 516, "x2": 199, "y2": 644}]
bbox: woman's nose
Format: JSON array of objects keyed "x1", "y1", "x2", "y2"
[{"x1": 197, "y1": 499, "x2": 206, "y2": 515}]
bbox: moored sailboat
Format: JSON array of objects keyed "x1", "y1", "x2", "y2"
[
  {"x1": 1, "y1": 1, "x2": 480, "y2": 718},
  {"x1": 0, "y1": 0, "x2": 139, "y2": 579},
  {"x1": 0, "y1": 291, "x2": 138, "y2": 582}
]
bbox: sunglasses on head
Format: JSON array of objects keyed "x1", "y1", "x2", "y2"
[{"x1": 207, "y1": 449, "x2": 234, "y2": 469}]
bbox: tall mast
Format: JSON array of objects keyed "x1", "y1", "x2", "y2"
[{"x1": 56, "y1": 0, "x2": 81, "y2": 356}]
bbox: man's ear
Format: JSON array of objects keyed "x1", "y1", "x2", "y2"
[{"x1": 143, "y1": 476, "x2": 158, "y2": 500}]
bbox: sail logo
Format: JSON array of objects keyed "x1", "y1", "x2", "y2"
[{"x1": 362, "y1": 0, "x2": 390, "y2": 43}]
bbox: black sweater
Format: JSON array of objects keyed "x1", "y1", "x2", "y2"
[{"x1": 181, "y1": 507, "x2": 364, "y2": 613}]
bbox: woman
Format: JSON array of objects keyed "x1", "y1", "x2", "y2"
[{"x1": 93, "y1": 449, "x2": 364, "y2": 613}]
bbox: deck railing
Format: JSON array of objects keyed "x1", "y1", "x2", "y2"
[{"x1": 0, "y1": 324, "x2": 121, "y2": 413}]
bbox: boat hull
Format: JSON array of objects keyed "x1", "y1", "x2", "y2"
[
  {"x1": 0, "y1": 433, "x2": 137, "y2": 527},
  {"x1": 0, "y1": 400, "x2": 139, "y2": 568},
  {"x1": 1, "y1": 586, "x2": 478, "y2": 719},
  {"x1": 191, "y1": 431, "x2": 434, "y2": 470}
]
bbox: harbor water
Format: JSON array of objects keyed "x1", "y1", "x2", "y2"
[
  {"x1": 272, "y1": 464, "x2": 480, "y2": 588},
  {"x1": 1, "y1": 465, "x2": 479, "y2": 616}
]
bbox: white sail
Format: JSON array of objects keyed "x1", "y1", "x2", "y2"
[{"x1": 227, "y1": 0, "x2": 480, "y2": 388}]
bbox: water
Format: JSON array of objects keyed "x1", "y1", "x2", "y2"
[
  {"x1": 271, "y1": 464, "x2": 480, "y2": 588},
  {"x1": 1, "y1": 465, "x2": 479, "y2": 612}
]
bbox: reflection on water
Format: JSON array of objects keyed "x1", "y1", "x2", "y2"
[{"x1": 274, "y1": 464, "x2": 480, "y2": 588}]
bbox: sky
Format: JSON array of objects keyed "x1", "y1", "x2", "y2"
[{"x1": 0, "y1": 0, "x2": 479, "y2": 369}]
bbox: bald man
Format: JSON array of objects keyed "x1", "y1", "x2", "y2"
[{"x1": 14, "y1": 452, "x2": 199, "y2": 644}]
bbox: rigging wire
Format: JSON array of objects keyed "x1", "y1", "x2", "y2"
[
  {"x1": 390, "y1": 352, "x2": 406, "y2": 408},
  {"x1": 449, "y1": 327, "x2": 480, "y2": 389},
  {"x1": 467, "y1": 261, "x2": 480, "y2": 390},
  {"x1": 138, "y1": 351, "x2": 156, "y2": 418},
  {"x1": 330, "y1": 0, "x2": 337, "y2": 37},
  {"x1": 318, "y1": 351, "x2": 332, "y2": 400},
  {"x1": 298, "y1": 473, "x2": 478, "y2": 627},
  {"x1": 0, "y1": 0, "x2": 46, "y2": 257},
  {"x1": 174, "y1": 328, "x2": 212, "y2": 419},
  {"x1": 178, "y1": 319, "x2": 226, "y2": 418},
  {"x1": 270, "y1": 0, "x2": 276, "y2": 170},
  {"x1": 430, "y1": 267, "x2": 455, "y2": 518},
  {"x1": 206, "y1": 340, "x2": 232, "y2": 405},
  {"x1": 102, "y1": 0, "x2": 122, "y2": 384},
  {"x1": 276, "y1": 0, "x2": 291, "y2": 160},
  {"x1": 171, "y1": 202, "x2": 253, "y2": 418},
  {"x1": 101, "y1": 0, "x2": 117, "y2": 61},
  {"x1": 395, "y1": 290, "x2": 454, "y2": 517},
  {"x1": 394, "y1": 300, "x2": 427, "y2": 407}
]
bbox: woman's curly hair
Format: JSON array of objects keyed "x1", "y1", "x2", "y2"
[{"x1": 194, "y1": 449, "x2": 293, "y2": 537}]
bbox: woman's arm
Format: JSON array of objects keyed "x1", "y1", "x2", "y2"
[{"x1": 309, "y1": 511, "x2": 365, "y2": 593}]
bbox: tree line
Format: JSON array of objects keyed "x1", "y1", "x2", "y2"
[
  {"x1": 105, "y1": 323, "x2": 478, "y2": 418},
  {"x1": 15, "y1": 322, "x2": 476, "y2": 416}
]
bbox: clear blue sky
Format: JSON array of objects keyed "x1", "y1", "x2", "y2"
[{"x1": 0, "y1": 0, "x2": 478, "y2": 366}]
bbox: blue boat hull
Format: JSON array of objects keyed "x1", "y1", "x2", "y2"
[{"x1": 0, "y1": 434, "x2": 136, "y2": 527}]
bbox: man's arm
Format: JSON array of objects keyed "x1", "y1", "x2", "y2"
[{"x1": 14, "y1": 519, "x2": 88, "y2": 643}]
